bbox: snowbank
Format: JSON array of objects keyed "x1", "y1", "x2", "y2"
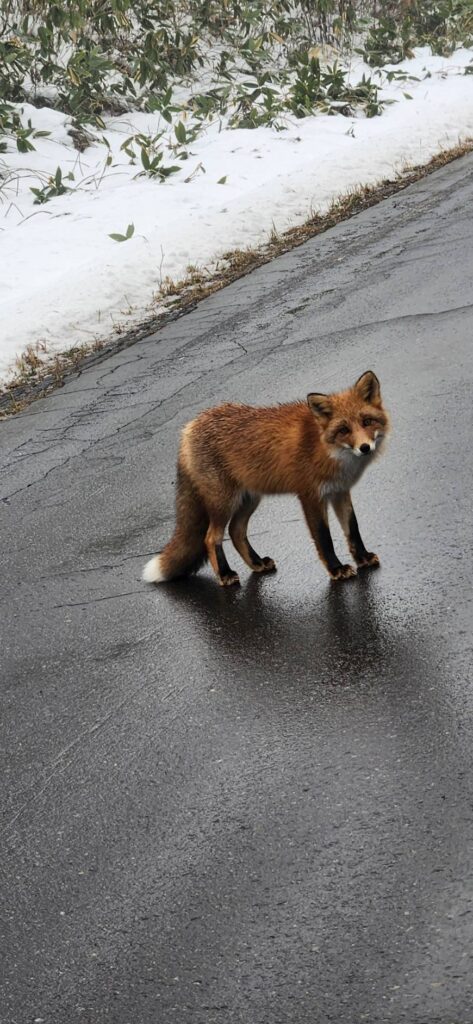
[{"x1": 1, "y1": 48, "x2": 472, "y2": 382}]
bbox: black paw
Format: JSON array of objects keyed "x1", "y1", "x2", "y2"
[
  {"x1": 253, "y1": 556, "x2": 277, "y2": 573},
  {"x1": 219, "y1": 572, "x2": 240, "y2": 587},
  {"x1": 356, "y1": 552, "x2": 380, "y2": 570},
  {"x1": 330, "y1": 563, "x2": 357, "y2": 581}
]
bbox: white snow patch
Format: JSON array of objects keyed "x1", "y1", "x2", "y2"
[{"x1": 1, "y1": 48, "x2": 473, "y2": 381}]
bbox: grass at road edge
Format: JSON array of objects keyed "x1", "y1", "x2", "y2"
[{"x1": 1, "y1": 138, "x2": 472, "y2": 420}]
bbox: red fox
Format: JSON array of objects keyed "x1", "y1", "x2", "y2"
[{"x1": 143, "y1": 370, "x2": 390, "y2": 587}]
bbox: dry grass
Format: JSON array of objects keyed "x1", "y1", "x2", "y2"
[
  {"x1": 14, "y1": 341, "x2": 48, "y2": 376},
  {"x1": 1, "y1": 138, "x2": 472, "y2": 420},
  {"x1": 0, "y1": 338, "x2": 105, "y2": 419}
]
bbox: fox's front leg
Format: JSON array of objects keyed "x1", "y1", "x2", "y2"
[
  {"x1": 331, "y1": 491, "x2": 379, "y2": 569},
  {"x1": 299, "y1": 494, "x2": 356, "y2": 581}
]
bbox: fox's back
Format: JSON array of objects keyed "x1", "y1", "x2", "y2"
[{"x1": 180, "y1": 401, "x2": 315, "y2": 494}]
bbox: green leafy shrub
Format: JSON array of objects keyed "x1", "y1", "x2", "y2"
[
  {"x1": 362, "y1": 16, "x2": 412, "y2": 67},
  {"x1": 362, "y1": 1, "x2": 473, "y2": 66},
  {"x1": 287, "y1": 54, "x2": 385, "y2": 118},
  {"x1": 109, "y1": 222, "x2": 135, "y2": 242},
  {"x1": 0, "y1": 100, "x2": 50, "y2": 152},
  {"x1": 1, "y1": 1, "x2": 472, "y2": 179},
  {"x1": 30, "y1": 165, "x2": 74, "y2": 203}
]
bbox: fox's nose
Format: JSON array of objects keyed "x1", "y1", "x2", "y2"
[{"x1": 359, "y1": 443, "x2": 371, "y2": 455}]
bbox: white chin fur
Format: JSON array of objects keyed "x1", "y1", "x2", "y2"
[{"x1": 142, "y1": 556, "x2": 164, "y2": 583}]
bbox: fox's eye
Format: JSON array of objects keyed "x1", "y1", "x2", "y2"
[
  {"x1": 338, "y1": 425, "x2": 350, "y2": 436},
  {"x1": 362, "y1": 417, "x2": 373, "y2": 427}
]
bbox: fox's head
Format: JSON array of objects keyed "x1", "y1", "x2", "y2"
[{"x1": 307, "y1": 371, "x2": 389, "y2": 457}]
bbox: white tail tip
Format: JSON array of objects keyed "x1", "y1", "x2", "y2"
[{"x1": 142, "y1": 555, "x2": 165, "y2": 583}]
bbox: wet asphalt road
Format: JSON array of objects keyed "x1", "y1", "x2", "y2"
[{"x1": 2, "y1": 154, "x2": 473, "y2": 1024}]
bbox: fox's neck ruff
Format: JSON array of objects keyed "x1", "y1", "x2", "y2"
[{"x1": 319, "y1": 436, "x2": 384, "y2": 498}]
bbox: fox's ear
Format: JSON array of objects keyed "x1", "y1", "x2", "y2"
[
  {"x1": 354, "y1": 370, "x2": 381, "y2": 403},
  {"x1": 307, "y1": 393, "x2": 333, "y2": 421}
]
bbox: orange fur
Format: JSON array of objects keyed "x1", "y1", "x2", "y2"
[{"x1": 143, "y1": 371, "x2": 390, "y2": 587}]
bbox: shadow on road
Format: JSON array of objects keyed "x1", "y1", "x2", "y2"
[{"x1": 161, "y1": 568, "x2": 431, "y2": 697}]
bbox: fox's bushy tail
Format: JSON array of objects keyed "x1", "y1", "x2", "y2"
[{"x1": 142, "y1": 463, "x2": 209, "y2": 583}]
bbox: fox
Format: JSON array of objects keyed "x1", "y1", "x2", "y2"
[{"x1": 143, "y1": 370, "x2": 390, "y2": 587}]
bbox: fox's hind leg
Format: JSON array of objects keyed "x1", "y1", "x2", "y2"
[
  {"x1": 205, "y1": 509, "x2": 241, "y2": 587},
  {"x1": 331, "y1": 491, "x2": 380, "y2": 569},
  {"x1": 229, "y1": 492, "x2": 276, "y2": 574}
]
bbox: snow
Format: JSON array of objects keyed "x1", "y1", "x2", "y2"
[{"x1": 1, "y1": 48, "x2": 472, "y2": 383}]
